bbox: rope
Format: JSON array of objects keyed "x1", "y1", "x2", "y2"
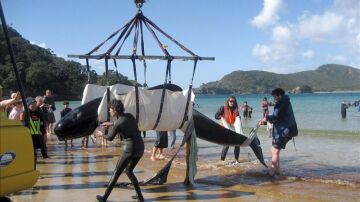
[{"x1": 241, "y1": 125, "x2": 260, "y2": 147}]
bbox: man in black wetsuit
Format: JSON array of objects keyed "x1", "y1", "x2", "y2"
[{"x1": 97, "y1": 99, "x2": 145, "y2": 202}]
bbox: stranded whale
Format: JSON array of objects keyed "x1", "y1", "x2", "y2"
[{"x1": 54, "y1": 84, "x2": 266, "y2": 167}]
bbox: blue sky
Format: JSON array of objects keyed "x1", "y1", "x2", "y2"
[{"x1": 3, "y1": 0, "x2": 360, "y2": 88}]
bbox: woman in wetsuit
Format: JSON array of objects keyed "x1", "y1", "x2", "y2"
[{"x1": 97, "y1": 99, "x2": 144, "y2": 202}]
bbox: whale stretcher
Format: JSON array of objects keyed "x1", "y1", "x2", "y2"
[{"x1": 55, "y1": 83, "x2": 267, "y2": 183}]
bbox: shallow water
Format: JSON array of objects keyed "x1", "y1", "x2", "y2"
[
  {"x1": 194, "y1": 130, "x2": 360, "y2": 186},
  {"x1": 8, "y1": 131, "x2": 360, "y2": 202}
]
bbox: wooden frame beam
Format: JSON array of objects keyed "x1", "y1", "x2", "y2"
[{"x1": 67, "y1": 54, "x2": 215, "y2": 61}]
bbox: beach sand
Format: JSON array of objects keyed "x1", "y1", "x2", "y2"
[{"x1": 6, "y1": 130, "x2": 360, "y2": 202}]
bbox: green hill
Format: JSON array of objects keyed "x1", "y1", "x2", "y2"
[
  {"x1": 196, "y1": 64, "x2": 360, "y2": 94},
  {"x1": 0, "y1": 26, "x2": 132, "y2": 99}
]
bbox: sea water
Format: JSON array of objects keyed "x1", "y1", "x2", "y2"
[
  {"x1": 54, "y1": 92, "x2": 360, "y2": 132},
  {"x1": 194, "y1": 92, "x2": 360, "y2": 132}
]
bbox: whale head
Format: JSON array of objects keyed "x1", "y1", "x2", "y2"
[{"x1": 54, "y1": 97, "x2": 102, "y2": 141}]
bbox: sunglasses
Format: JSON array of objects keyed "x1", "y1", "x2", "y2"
[{"x1": 229, "y1": 100, "x2": 235, "y2": 103}]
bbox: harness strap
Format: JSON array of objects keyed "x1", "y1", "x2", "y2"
[
  {"x1": 104, "y1": 58, "x2": 111, "y2": 135},
  {"x1": 179, "y1": 58, "x2": 198, "y2": 129},
  {"x1": 139, "y1": 19, "x2": 148, "y2": 87},
  {"x1": 87, "y1": 13, "x2": 137, "y2": 55},
  {"x1": 112, "y1": 17, "x2": 138, "y2": 56},
  {"x1": 143, "y1": 15, "x2": 196, "y2": 56},
  {"x1": 86, "y1": 59, "x2": 91, "y2": 83},
  {"x1": 131, "y1": 56, "x2": 140, "y2": 123},
  {"x1": 141, "y1": 14, "x2": 170, "y2": 56},
  {"x1": 152, "y1": 58, "x2": 172, "y2": 130}
]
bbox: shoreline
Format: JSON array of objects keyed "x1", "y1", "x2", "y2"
[{"x1": 6, "y1": 130, "x2": 360, "y2": 201}]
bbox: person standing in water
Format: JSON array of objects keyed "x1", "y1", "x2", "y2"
[
  {"x1": 97, "y1": 99, "x2": 144, "y2": 202},
  {"x1": 341, "y1": 101, "x2": 348, "y2": 118},
  {"x1": 266, "y1": 88, "x2": 297, "y2": 177},
  {"x1": 215, "y1": 95, "x2": 241, "y2": 163},
  {"x1": 241, "y1": 101, "x2": 249, "y2": 119},
  {"x1": 262, "y1": 97, "x2": 269, "y2": 118}
]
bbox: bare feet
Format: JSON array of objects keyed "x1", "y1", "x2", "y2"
[
  {"x1": 157, "y1": 154, "x2": 165, "y2": 160},
  {"x1": 150, "y1": 156, "x2": 156, "y2": 162}
]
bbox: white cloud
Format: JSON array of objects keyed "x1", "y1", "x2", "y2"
[
  {"x1": 297, "y1": 11, "x2": 343, "y2": 40},
  {"x1": 303, "y1": 50, "x2": 315, "y2": 59},
  {"x1": 271, "y1": 25, "x2": 292, "y2": 42},
  {"x1": 252, "y1": 25, "x2": 296, "y2": 65},
  {"x1": 250, "y1": 0, "x2": 283, "y2": 28},
  {"x1": 251, "y1": 0, "x2": 360, "y2": 67},
  {"x1": 326, "y1": 55, "x2": 348, "y2": 64},
  {"x1": 30, "y1": 41, "x2": 47, "y2": 49}
]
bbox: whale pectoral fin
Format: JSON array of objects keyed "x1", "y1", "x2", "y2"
[{"x1": 249, "y1": 137, "x2": 268, "y2": 168}]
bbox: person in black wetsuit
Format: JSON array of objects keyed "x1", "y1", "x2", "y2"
[
  {"x1": 341, "y1": 101, "x2": 348, "y2": 118},
  {"x1": 96, "y1": 99, "x2": 145, "y2": 202}
]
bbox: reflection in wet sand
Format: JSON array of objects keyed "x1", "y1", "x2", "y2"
[{"x1": 6, "y1": 130, "x2": 360, "y2": 202}]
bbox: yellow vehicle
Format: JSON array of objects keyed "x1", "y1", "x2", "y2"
[{"x1": 0, "y1": 116, "x2": 39, "y2": 197}]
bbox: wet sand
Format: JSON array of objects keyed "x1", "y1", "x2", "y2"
[{"x1": 7, "y1": 129, "x2": 360, "y2": 202}]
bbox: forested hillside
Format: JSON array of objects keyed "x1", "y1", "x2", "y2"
[
  {"x1": 196, "y1": 64, "x2": 360, "y2": 94},
  {"x1": 0, "y1": 27, "x2": 132, "y2": 99}
]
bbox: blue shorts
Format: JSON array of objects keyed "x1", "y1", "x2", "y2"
[{"x1": 272, "y1": 128, "x2": 292, "y2": 150}]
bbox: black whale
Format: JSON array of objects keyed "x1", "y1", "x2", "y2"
[
  {"x1": 54, "y1": 97, "x2": 102, "y2": 141},
  {"x1": 54, "y1": 84, "x2": 266, "y2": 167}
]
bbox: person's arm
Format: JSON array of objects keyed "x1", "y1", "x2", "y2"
[
  {"x1": 267, "y1": 100, "x2": 288, "y2": 123},
  {"x1": 214, "y1": 106, "x2": 224, "y2": 120},
  {"x1": 0, "y1": 91, "x2": 21, "y2": 108},
  {"x1": 102, "y1": 118, "x2": 125, "y2": 141}
]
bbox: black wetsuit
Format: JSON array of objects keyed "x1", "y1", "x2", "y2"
[
  {"x1": 341, "y1": 103, "x2": 347, "y2": 118},
  {"x1": 98, "y1": 113, "x2": 144, "y2": 202}
]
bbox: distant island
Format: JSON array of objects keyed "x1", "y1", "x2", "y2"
[{"x1": 195, "y1": 64, "x2": 360, "y2": 94}]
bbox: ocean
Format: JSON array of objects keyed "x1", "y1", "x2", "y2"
[{"x1": 55, "y1": 92, "x2": 360, "y2": 133}]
